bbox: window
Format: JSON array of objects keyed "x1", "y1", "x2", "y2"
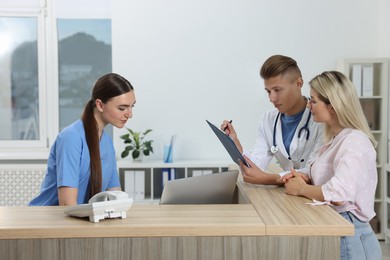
[
  {"x1": 0, "y1": 0, "x2": 112, "y2": 160},
  {"x1": 0, "y1": 17, "x2": 39, "y2": 141},
  {"x1": 57, "y1": 19, "x2": 112, "y2": 133}
]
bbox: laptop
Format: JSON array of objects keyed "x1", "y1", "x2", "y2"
[{"x1": 159, "y1": 170, "x2": 239, "y2": 205}]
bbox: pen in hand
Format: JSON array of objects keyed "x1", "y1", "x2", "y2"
[{"x1": 223, "y1": 120, "x2": 233, "y2": 131}]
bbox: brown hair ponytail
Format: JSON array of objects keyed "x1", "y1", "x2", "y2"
[
  {"x1": 81, "y1": 99, "x2": 102, "y2": 199},
  {"x1": 81, "y1": 73, "x2": 134, "y2": 199}
]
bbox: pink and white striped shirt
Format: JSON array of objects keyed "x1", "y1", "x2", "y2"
[{"x1": 309, "y1": 128, "x2": 377, "y2": 222}]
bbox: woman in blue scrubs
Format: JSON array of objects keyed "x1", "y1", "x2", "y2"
[{"x1": 29, "y1": 73, "x2": 136, "y2": 206}]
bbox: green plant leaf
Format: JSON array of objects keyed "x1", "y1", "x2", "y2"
[
  {"x1": 127, "y1": 128, "x2": 135, "y2": 136},
  {"x1": 133, "y1": 132, "x2": 140, "y2": 145},
  {"x1": 124, "y1": 146, "x2": 134, "y2": 152},
  {"x1": 121, "y1": 128, "x2": 154, "y2": 159},
  {"x1": 143, "y1": 141, "x2": 154, "y2": 153},
  {"x1": 120, "y1": 133, "x2": 130, "y2": 140},
  {"x1": 121, "y1": 150, "x2": 129, "y2": 158},
  {"x1": 143, "y1": 129, "x2": 152, "y2": 135},
  {"x1": 132, "y1": 149, "x2": 140, "y2": 159}
]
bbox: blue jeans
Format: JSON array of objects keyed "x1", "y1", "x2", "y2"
[{"x1": 340, "y1": 212, "x2": 381, "y2": 260}]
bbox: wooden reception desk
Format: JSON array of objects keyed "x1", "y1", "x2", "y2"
[{"x1": 0, "y1": 174, "x2": 353, "y2": 260}]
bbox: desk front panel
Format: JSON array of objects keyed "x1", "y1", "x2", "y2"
[{"x1": 0, "y1": 236, "x2": 339, "y2": 260}]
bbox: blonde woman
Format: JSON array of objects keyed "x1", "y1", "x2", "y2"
[{"x1": 283, "y1": 71, "x2": 381, "y2": 259}]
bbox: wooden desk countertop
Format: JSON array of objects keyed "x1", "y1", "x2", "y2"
[
  {"x1": 0, "y1": 204, "x2": 264, "y2": 239},
  {"x1": 237, "y1": 174, "x2": 354, "y2": 236},
  {"x1": 0, "y1": 173, "x2": 353, "y2": 240}
]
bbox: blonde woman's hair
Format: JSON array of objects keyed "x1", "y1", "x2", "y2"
[{"x1": 309, "y1": 71, "x2": 377, "y2": 147}]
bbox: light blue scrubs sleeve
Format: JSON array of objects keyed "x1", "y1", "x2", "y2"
[{"x1": 55, "y1": 130, "x2": 83, "y2": 188}]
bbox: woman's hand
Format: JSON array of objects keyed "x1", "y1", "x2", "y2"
[
  {"x1": 284, "y1": 169, "x2": 307, "y2": 196},
  {"x1": 284, "y1": 169, "x2": 326, "y2": 202}
]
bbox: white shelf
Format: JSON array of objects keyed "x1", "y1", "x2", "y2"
[
  {"x1": 117, "y1": 160, "x2": 233, "y2": 168},
  {"x1": 358, "y1": 96, "x2": 383, "y2": 99}
]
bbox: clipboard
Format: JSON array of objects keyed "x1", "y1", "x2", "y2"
[{"x1": 206, "y1": 120, "x2": 250, "y2": 168}]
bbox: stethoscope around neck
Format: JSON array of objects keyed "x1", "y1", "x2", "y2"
[{"x1": 270, "y1": 111, "x2": 311, "y2": 161}]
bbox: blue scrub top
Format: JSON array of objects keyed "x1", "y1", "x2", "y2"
[
  {"x1": 29, "y1": 120, "x2": 120, "y2": 206},
  {"x1": 281, "y1": 110, "x2": 304, "y2": 155}
]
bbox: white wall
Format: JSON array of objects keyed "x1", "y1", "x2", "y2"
[{"x1": 112, "y1": 0, "x2": 390, "y2": 161}]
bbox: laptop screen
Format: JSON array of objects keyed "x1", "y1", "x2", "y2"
[{"x1": 159, "y1": 170, "x2": 239, "y2": 205}]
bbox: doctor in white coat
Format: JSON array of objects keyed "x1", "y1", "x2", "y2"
[{"x1": 222, "y1": 55, "x2": 323, "y2": 185}]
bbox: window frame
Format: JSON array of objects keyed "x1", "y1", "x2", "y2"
[
  {"x1": 0, "y1": 0, "x2": 111, "y2": 161},
  {"x1": 0, "y1": 2, "x2": 50, "y2": 160}
]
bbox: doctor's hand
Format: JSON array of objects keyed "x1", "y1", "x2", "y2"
[
  {"x1": 284, "y1": 169, "x2": 308, "y2": 196},
  {"x1": 239, "y1": 156, "x2": 283, "y2": 185},
  {"x1": 221, "y1": 120, "x2": 237, "y2": 138},
  {"x1": 220, "y1": 120, "x2": 243, "y2": 153},
  {"x1": 277, "y1": 168, "x2": 311, "y2": 184}
]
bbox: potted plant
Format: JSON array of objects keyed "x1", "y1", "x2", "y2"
[{"x1": 120, "y1": 128, "x2": 154, "y2": 160}]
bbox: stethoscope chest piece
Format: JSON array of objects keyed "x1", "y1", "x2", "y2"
[{"x1": 270, "y1": 145, "x2": 278, "y2": 154}]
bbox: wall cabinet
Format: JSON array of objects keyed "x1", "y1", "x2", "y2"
[
  {"x1": 117, "y1": 160, "x2": 232, "y2": 204},
  {"x1": 337, "y1": 58, "x2": 389, "y2": 240}
]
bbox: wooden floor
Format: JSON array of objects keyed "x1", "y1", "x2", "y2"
[
  {"x1": 379, "y1": 241, "x2": 390, "y2": 260},
  {"x1": 381, "y1": 241, "x2": 390, "y2": 260}
]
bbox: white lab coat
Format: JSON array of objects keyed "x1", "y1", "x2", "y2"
[{"x1": 244, "y1": 107, "x2": 323, "y2": 174}]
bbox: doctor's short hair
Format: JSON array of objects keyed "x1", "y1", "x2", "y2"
[
  {"x1": 309, "y1": 71, "x2": 376, "y2": 147},
  {"x1": 260, "y1": 55, "x2": 302, "y2": 80}
]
